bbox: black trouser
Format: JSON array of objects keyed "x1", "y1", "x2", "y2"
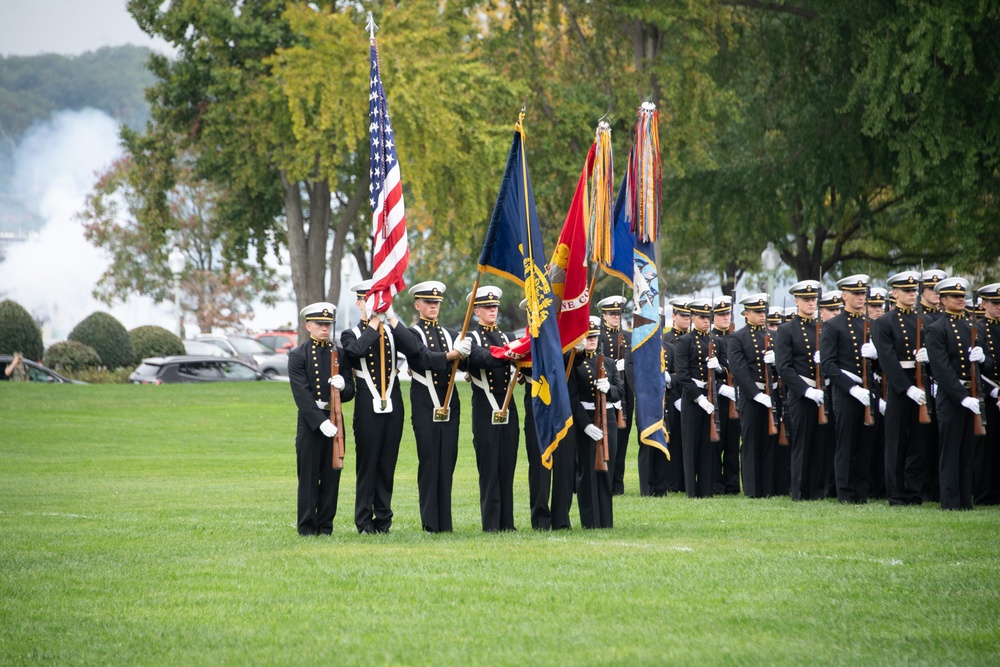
[
  {"x1": 922, "y1": 390, "x2": 941, "y2": 502},
  {"x1": 295, "y1": 414, "x2": 341, "y2": 535},
  {"x1": 974, "y1": 395, "x2": 1000, "y2": 505},
  {"x1": 523, "y1": 392, "x2": 574, "y2": 529},
  {"x1": 353, "y1": 387, "x2": 403, "y2": 532},
  {"x1": 884, "y1": 388, "x2": 926, "y2": 505},
  {"x1": 869, "y1": 402, "x2": 886, "y2": 499},
  {"x1": 410, "y1": 388, "x2": 460, "y2": 532},
  {"x1": 937, "y1": 394, "x2": 976, "y2": 510},
  {"x1": 471, "y1": 395, "x2": 519, "y2": 532},
  {"x1": 664, "y1": 393, "x2": 685, "y2": 492},
  {"x1": 638, "y1": 407, "x2": 671, "y2": 496},
  {"x1": 739, "y1": 397, "x2": 773, "y2": 497},
  {"x1": 832, "y1": 386, "x2": 875, "y2": 503},
  {"x1": 681, "y1": 397, "x2": 715, "y2": 498},
  {"x1": 715, "y1": 395, "x2": 741, "y2": 494},
  {"x1": 786, "y1": 394, "x2": 824, "y2": 500},
  {"x1": 576, "y1": 411, "x2": 616, "y2": 528},
  {"x1": 612, "y1": 395, "x2": 633, "y2": 495}
]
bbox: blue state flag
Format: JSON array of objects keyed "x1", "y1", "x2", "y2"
[
  {"x1": 614, "y1": 182, "x2": 669, "y2": 457},
  {"x1": 601, "y1": 177, "x2": 635, "y2": 287},
  {"x1": 479, "y1": 124, "x2": 573, "y2": 469}
]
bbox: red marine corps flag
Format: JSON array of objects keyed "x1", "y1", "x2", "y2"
[{"x1": 366, "y1": 14, "x2": 408, "y2": 315}]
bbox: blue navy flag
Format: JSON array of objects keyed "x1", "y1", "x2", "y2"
[
  {"x1": 602, "y1": 176, "x2": 635, "y2": 287},
  {"x1": 478, "y1": 120, "x2": 573, "y2": 469},
  {"x1": 615, "y1": 173, "x2": 669, "y2": 457}
]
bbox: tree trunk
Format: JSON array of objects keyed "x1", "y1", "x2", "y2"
[
  {"x1": 282, "y1": 169, "x2": 330, "y2": 340},
  {"x1": 326, "y1": 170, "x2": 370, "y2": 315}
]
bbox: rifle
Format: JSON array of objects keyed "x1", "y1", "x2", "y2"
[
  {"x1": 862, "y1": 280, "x2": 875, "y2": 426},
  {"x1": 616, "y1": 330, "x2": 626, "y2": 428},
  {"x1": 971, "y1": 293, "x2": 987, "y2": 436},
  {"x1": 914, "y1": 277, "x2": 932, "y2": 424},
  {"x1": 763, "y1": 333, "x2": 779, "y2": 437},
  {"x1": 816, "y1": 282, "x2": 829, "y2": 425},
  {"x1": 707, "y1": 332, "x2": 722, "y2": 443},
  {"x1": 330, "y1": 328, "x2": 345, "y2": 470},
  {"x1": 595, "y1": 353, "x2": 610, "y2": 471},
  {"x1": 726, "y1": 285, "x2": 739, "y2": 420}
]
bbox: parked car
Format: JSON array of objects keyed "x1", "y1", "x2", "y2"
[
  {"x1": 183, "y1": 340, "x2": 232, "y2": 358},
  {"x1": 0, "y1": 354, "x2": 87, "y2": 384},
  {"x1": 194, "y1": 334, "x2": 288, "y2": 378},
  {"x1": 128, "y1": 356, "x2": 270, "y2": 384},
  {"x1": 255, "y1": 330, "x2": 298, "y2": 354}
]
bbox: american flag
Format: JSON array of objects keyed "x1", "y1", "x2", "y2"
[{"x1": 366, "y1": 39, "x2": 408, "y2": 315}]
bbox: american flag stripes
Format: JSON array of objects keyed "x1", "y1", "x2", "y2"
[{"x1": 366, "y1": 38, "x2": 408, "y2": 315}]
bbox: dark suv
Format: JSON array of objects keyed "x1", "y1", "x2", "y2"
[{"x1": 128, "y1": 356, "x2": 268, "y2": 384}]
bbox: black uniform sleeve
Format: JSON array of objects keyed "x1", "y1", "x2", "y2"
[
  {"x1": 729, "y1": 330, "x2": 762, "y2": 400},
  {"x1": 926, "y1": 319, "x2": 970, "y2": 404},
  {"x1": 288, "y1": 347, "x2": 330, "y2": 431}
]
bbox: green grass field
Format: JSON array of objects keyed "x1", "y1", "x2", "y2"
[{"x1": 1, "y1": 382, "x2": 998, "y2": 665}]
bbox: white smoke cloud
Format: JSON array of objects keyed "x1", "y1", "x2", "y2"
[{"x1": 0, "y1": 108, "x2": 362, "y2": 348}]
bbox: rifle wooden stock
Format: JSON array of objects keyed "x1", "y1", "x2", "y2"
[
  {"x1": 763, "y1": 335, "x2": 779, "y2": 437},
  {"x1": 726, "y1": 372, "x2": 739, "y2": 419},
  {"x1": 914, "y1": 316, "x2": 931, "y2": 424},
  {"x1": 816, "y1": 320, "x2": 828, "y2": 425},
  {"x1": 615, "y1": 332, "x2": 627, "y2": 428},
  {"x1": 707, "y1": 337, "x2": 721, "y2": 443},
  {"x1": 330, "y1": 346, "x2": 345, "y2": 470},
  {"x1": 595, "y1": 354, "x2": 609, "y2": 472},
  {"x1": 862, "y1": 319, "x2": 875, "y2": 426},
  {"x1": 970, "y1": 315, "x2": 987, "y2": 436}
]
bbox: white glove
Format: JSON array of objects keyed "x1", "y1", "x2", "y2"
[
  {"x1": 961, "y1": 396, "x2": 981, "y2": 415},
  {"x1": 584, "y1": 423, "x2": 603, "y2": 441},
  {"x1": 574, "y1": 340, "x2": 585, "y2": 353},
  {"x1": 861, "y1": 342, "x2": 878, "y2": 359},
  {"x1": 319, "y1": 419, "x2": 338, "y2": 437},
  {"x1": 906, "y1": 385, "x2": 927, "y2": 406},
  {"x1": 753, "y1": 392, "x2": 773, "y2": 409},
  {"x1": 368, "y1": 311, "x2": 384, "y2": 325},
  {"x1": 719, "y1": 384, "x2": 736, "y2": 401},
  {"x1": 879, "y1": 398, "x2": 887, "y2": 415},
  {"x1": 969, "y1": 346, "x2": 985, "y2": 363},
  {"x1": 696, "y1": 395, "x2": 715, "y2": 414},
  {"x1": 991, "y1": 387, "x2": 999, "y2": 400},
  {"x1": 813, "y1": 350, "x2": 821, "y2": 364},
  {"x1": 805, "y1": 387, "x2": 825, "y2": 405},
  {"x1": 915, "y1": 347, "x2": 929, "y2": 364},
  {"x1": 706, "y1": 356, "x2": 721, "y2": 371},
  {"x1": 616, "y1": 358, "x2": 625, "y2": 372},
  {"x1": 453, "y1": 337, "x2": 472, "y2": 358},
  {"x1": 385, "y1": 305, "x2": 397, "y2": 321},
  {"x1": 931, "y1": 383, "x2": 938, "y2": 398},
  {"x1": 595, "y1": 377, "x2": 611, "y2": 394},
  {"x1": 849, "y1": 385, "x2": 871, "y2": 407},
  {"x1": 328, "y1": 375, "x2": 345, "y2": 390},
  {"x1": 763, "y1": 350, "x2": 775, "y2": 365},
  {"x1": 673, "y1": 399, "x2": 682, "y2": 412},
  {"x1": 663, "y1": 371, "x2": 672, "y2": 388}
]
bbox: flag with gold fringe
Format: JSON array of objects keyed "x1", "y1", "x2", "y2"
[
  {"x1": 623, "y1": 103, "x2": 669, "y2": 457},
  {"x1": 477, "y1": 114, "x2": 572, "y2": 469}
]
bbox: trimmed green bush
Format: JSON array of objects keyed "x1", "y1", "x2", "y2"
[
  {"x1": 68, "y1": 312, "x2": 136, "y2": 370},
  {"x1": 129, "y1": 325, "x2": 184, "y2": 360},
  {"x1": 0, "y1": 299, "x2": 44, "y2": 361},
  {"x1": 43, "y1": 340, "x2": 102, "y2": 372}
]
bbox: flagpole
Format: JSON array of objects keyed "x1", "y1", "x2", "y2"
[{"x1": 438, "y1": 272, "x2": 481, "y2": 420}]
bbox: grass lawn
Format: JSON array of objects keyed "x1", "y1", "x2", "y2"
[{"x1": 1, "y1": 382, "x2": 998, "y2": 665}]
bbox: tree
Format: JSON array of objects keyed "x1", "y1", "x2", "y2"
[
  {"x1": 0, "y1": 299, "x2": 44, "y2": 361},
  {"x1": 79, "y1": 155, "x2": 282, "y2": 333}
]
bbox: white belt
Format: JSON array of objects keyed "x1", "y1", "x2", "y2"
[
  {"x1": 581, "y1": 401, "x2": 596, "y2": 411},
  {"x1": 841, "y1": 369, "x2": 863, "y2": 384},
  {"x1": 799, "y1": 375, "x2": 817, "y2": 388},
  {"x1": 984, "y1": 376, "x2": 999, "y2": 390},
  {"x1": 611, "y1": 400, "x2": 622, "y2": 410},
  {"x1": 315, "y1": 400, "x2": 329, "y2": 410},
  {"x1": 411, "y1": 325, "x2": 453, "y2": 413},
  {"x1": 755, "y1": 382, "x2": 776, "y2": 391},
  {"x1": 693, "y1": 379, "x2": 706, "y2": 389},
  {"x1": 899, "y1": 360, "x2": 916, "y2": 369}
]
